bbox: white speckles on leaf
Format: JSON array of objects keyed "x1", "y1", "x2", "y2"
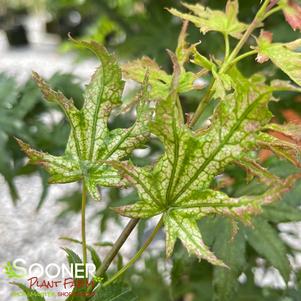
[{"x1": 18, "y1": 40, "x2": 152, "y2": 200}]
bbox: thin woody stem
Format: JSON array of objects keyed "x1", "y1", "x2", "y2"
[
  {"x1": 189, "y1": 81, "x2": 215, "y2": 127},
  {"x1": 87, "y1": 218, "x2": 139, "y2": 293},
  {"x1": 81, "y1": 183, "x2": 88, "y2": 277},
  {"x1": 227, "y1": 50, "x2": 258, "y2": 67},
  {"x1": 224, "y1": 33, "x2": 230, "y2": 59},
  {"x1": 221, "y1": 0, "x2": 270, "y2": 72},
  {"x1": 102, "y1": 216, "x2": 164, "y2": 287},
  {"x1": 190, "y1": 0, "x2": 271, "y2": 127}
]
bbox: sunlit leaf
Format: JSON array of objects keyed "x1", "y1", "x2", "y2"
[
  {"x1": 17, "y1": 40, "x2": 152, "y2": 200},
  {"x1": 122, "y1": 56, "x2": 198, "y2": 99},
  {"x1": 111, "y1": 57, "x2": 301, "y2": 264},
  {"x1": 256, "y1": 31, "x2": 301, "y2": 86},
  {"x1": 168, "y1": 0, "x2": 248, "y2": 39}
]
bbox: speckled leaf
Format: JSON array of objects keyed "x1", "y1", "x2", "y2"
[
  {"x1": 122, "y1": 56, "x2": 198, "y2": 99},
  {"x1": 256, "y1": 32, "x2": 301, "y2": 86},
  {"x1": 17, "y1": 40, "x2": 151, "y2": 200},
  {"x1": 112, "y1": 60, "x2": 301, "y2": 264},
  {"x1": 257, "y1": 132, "x2": 301, "y2": 167},
  {"x1": 264, "y1": 123, "x2": 301, "y2": 141},
  {"x1": 164, "y1": 212, "x2": 226, "y2": 267},
  {"x1": 237, "y1": 158, "x2": 282, "y2": 186},
  {"x1": 168, "y1": 0, "x2": 248, "y2": 39}
]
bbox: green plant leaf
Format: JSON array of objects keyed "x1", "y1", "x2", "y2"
[
  {"x1": 62, "y1": 248, "x2": 87, "y2": 301},
  {"x1": 90, "y1": 282, "x2": 138, "y2": 301},
  {"x1": 12, "y1": 282, "x2": 45, "y2": 301},
  {"x1": 244, "y1": 217, "x2": 291, "y2": 282},
  {"x1": 122, "y1": 56, "x2": 198, "y2": 99},
  {"x1": 4, "y1": 262, "x2": 26, "y2": 279},
  {"x1": 17, "y1": 40, "x2": 152, "y2": 200},
  {"x1": 262, "y1": 203, "x2": 301, "y2": 223},
  {"x1": 256, "y1": 31, "x2": 301, "y2": 86},
  {"x1": 168, "y1": 0, "x2": 248, "y2": 39},
  {"x1": 60, "y1": 237, "x2": 102, "y2": 270},
  {"x1": 211, "y1": 218, "x2": 246, "y2": 301},
  {"x1": 111, "y1": 58, "x2": 301, "y2": 264},
  {"x1": 257, "y1": 132, "x2": 301, "y2": 167},
  {"x1": 63, "y1": 248, "x2": 83, "y2": 275},
  {"x1": 164, "y1": 212, "x2": 226, "y2": 266}
]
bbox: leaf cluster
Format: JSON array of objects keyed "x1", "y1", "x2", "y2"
[{"x1": 13, "y1": 0, "x2": 301, "y2": 300}]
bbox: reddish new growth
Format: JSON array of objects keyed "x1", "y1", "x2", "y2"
[
  {"x1": 256, "y1": 31, "x2": 273, "y2": 64},
  {"x1": 283, "y1": 0, "x2": 301, "y2": 31}
]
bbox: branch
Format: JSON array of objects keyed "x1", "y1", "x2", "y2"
[{"x1": 87, "y1": 218, "x2": 139, "y2": 293}]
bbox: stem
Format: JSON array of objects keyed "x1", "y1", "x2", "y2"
[
  {"x1": 81, "y1": 182, "x2": 88, "y2": 277},
  {"x1": 102, "y1": 216, "x2": 164, "y2": 287},
  {"x1": 262, "y1": 6, "x2": 282, "y2": 20},
  {"x1": 190, "y1": 0, "x2": 270, "y2": 127},
  {"x1": 221, "y1": 0, "x2": 270, "y2": 72},
  {"x1": 224, "y1": 34, "x2": 230, "y2": 59},
  {"x1": 228, "y1": 50, "x2": 257, "y2": 66},
  {"x1": 189, "y1": 80, "x2": 215, "y2": 127},
  {"x1": 87, "y1": 218, "x2": 139, "y2": 293}
]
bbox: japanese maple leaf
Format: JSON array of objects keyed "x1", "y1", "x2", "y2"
[
  {"x1": 168, "y1": 0, "x2": 248, "y2": 39},
  {"x1": 17, "y1": 40, "x2": 151, "y2": 200},
  {"x1": 255, "y1": 31, "x2": 301, "y2": 86},
  {"x1": 111, "y1": 56, "x2": 301, "y2": 266}
]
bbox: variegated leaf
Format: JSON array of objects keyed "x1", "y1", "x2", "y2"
[
  {"x1": 164, "y1": 212, "x2": 226, "y2": 266},
  {"x1": 255, "y1": 31, "x2": 301, "y2": 86},
  {"x1": 168, "y1": 0, "x2": 248, "y2": 39},
  {"x1": 112, "y1": 57, "x2": 301, "y2": 264},
  {"x1": 17, "y1": 40, "x2": 152, "y2": 200},
  {"x1": 122, "y1": 56, "x2": 198, "y2": 99}
]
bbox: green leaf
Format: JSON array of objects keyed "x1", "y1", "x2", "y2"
[
  {"x1": 262, "y1": 203, "x2": 301, "y2": 223},
  {"x1": 256, "y1": 31, "x2": 301, "y2": 86},
  {"x1": 264, "y1": 123, "x2": 301, "y2": 141},
  {"x1": 245, "y1": 217, "x2": 291, "y2": 282},
  {"x1": 164, "y1": 212, "x2": 226, "y2": 266},
  {"x1": 122, "y1": 56, "x2": 198, "y2": 99},
  {"x1": 12, "y1": 282, "x2": 45, "y2": 301},
  {"x1": 62, "y1": 248, "x2": 87, "y2": 301},
  {"x1": 168, "y1": 0, "x2": 248, "y2": 39},
  {"x1": 192, "y1": 47, "x2": 215, "y2": 70},
  {"x1": 257, "y1": 132, "x2": 301, "y2": 167},
  {"x1": 212, "y1": 218, "x2": 246, "y2": 301},
  {"x1": 212, "y1": 70, "x2": 233, "y2": 99},
  {"x1": 90, "y1": 282, "x2": 138, "y2": 301},
  {"x1": 111, "y1": 59, "x2": 301, "y2": 264},
  {"x1": 4, "y1": 262, "x2": 26, "y2": 279},
  {"x1": 63, "y1": 248, "x2": 83, "y2": 274},
  {"x1": 17, "y1": 40, "x2": 152, "y2": 200},
  {"x1": 60, "y1": 237, "x2": 102, "y2": 269}
]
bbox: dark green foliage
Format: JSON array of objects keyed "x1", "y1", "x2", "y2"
[
  {"x1": 0, "y1": 72, "x2": 83, "y2": 205},
  {"x1": 91, "y1": 282, "x2": 138, "y2": 301}
]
